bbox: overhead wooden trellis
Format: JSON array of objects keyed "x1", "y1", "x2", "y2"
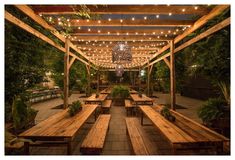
[{"x1": 5, "y1": 4, "x2": 230, "y2": 109}]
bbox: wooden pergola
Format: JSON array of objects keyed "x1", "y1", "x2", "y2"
[{"x1": 5, "y1": 4, "x2": 230, "y2": 110}]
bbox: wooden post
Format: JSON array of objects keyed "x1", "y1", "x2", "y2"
[
  {"x1": 138, "y1": 67, "x2": 141, "y2": 92},
  {"x1": 64, "y1": 38, "x2": 70, "y2": 109},
  {"x1": 170, "y1": 40, "x2": 176, "y2": 110},
  {"x1": 97, "y1": 68, "x2": 100, "y2": 93},
  {"x1": 85, "y1": 63, "x2": 91, "y2": 96},
  {"x1": 147, "y1": 60, "x2": 150, "y2": 96}
]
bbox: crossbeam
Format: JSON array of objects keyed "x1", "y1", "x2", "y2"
[
  {"x1": 148, "y1": 17, "x2": 230, "y2": 66},
  {"x1": 142, "y1": 5, "x2": 229, "y2": 67}
]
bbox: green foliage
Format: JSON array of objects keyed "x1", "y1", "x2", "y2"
[
  {"x1": 68, "y1": 101, "x2": 82, "y2": 117},
  {"x1": 50, "y1": 54, "x2": 88, "y2": 92},
  {"x1": 111, "y1": 85, "x2": 130, "y2": 99},
  {"x1": 12, "y1": 96, "x2": 38, "y2": 130},
  {"x1": 160, "y1": 106, "x2": 176, "y2": 122},
  {"x1": 197, "y1": 98, "x2": 227, "y2": 124},
  {"x1": 154, "y1": 61, "x2": 170, "y2": 92}
]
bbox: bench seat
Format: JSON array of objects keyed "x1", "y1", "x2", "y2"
[
  {"x1": 125, "y1": 117, "x2": 157, "y2": 155},
  {"x1": 80, "y1": 114, "x2": 111, "y2": 155},
  {"x1": 125, "y1": 99, "x2": 134, "y2": 116},
  {"x1": 102, "y1": 100, "x2": 112, "y2": 113}
]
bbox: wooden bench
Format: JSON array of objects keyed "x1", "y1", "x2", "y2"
[
  {"x1": 101, "y1": 100, "x2": 112, "y2": 113},
  {"x1": 80, "y1": 114, "x2": 111, "y2": 155},
  {"x1": 125, "y1": 117, "x2": 157, "y2": 155},
  {"x1": 142, "y1": 105, "x2": 230, "y2": 154},
  {"x1": 125, "y1": 99, "x2": 135, "y2": 116}
]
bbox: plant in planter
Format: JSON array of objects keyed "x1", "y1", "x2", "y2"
[
  {"x1": 95, "y1": 92, "x2": 100, "y2": 98},
  {"x1": 197, "y1": 98, "x2": 227, "y2": 126},
  {"x1": 12, "y1": 96, "x2": 38, "y2": 132},
  {"x1": 138, "y1": 91, "x2": 142, "y2": 98},
  {"x1": 111, "y1": 85, "x2": 130, "y2": 106},
  {"x1": 160, "y1": 106, "x2": 176, "y2": 122},
  {"x1": 68, "y1": 101, "x2": 82, "y2": 117}
]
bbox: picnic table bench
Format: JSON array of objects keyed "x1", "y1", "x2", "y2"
[
  {"x1": 125, "y1": 117, "x2": 157, "y2": 155},
  {"x1": 84, "y1": 93, "x2": 108, "y2": 105},
  {"x1": 19, "y1": 104, "x2": 98, "y2": 155},
  {"x1": 80, "y1": 114, "x2": 111, "y2": 154},
  {"x1": 125, "y1": 99, "x2": 134, "y2": 116},
  {"x1": 101, "y1": 100, "x2": 112, "y2": 113},
  {"x1": 130, "y1": 94, "x2": 153, "y2": 106},
  {"x1": 139, "y1": 105, "x2": 229, "y2": 154}
]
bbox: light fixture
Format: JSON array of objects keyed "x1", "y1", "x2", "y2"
[
  {"x1": 115, "y1": 64, "x2": 124, "y2": 77},
  {"x1": 112, "y1": 42, "x2": 132, "y2": 64}
]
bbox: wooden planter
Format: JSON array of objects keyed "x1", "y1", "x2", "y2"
[{"x1": 112, "y1": 98, "x2": 125, "y2": 106}]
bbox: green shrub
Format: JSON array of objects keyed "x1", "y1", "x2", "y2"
[
  {"x1": 197, "y1": 98, "x2": 227, "y2": 124},
  {"x1": 160, "y1": 106, "x2": 176, "y2": 122},
  {"x1": 68, "y1": 101, "x2": 82, "y2": 117},
  {"x1": 12, "y1": 96, "x2": 38, "y2": 130},
  {"x1": 111, "y1": 85, "x2": 130, "y2": 99}
]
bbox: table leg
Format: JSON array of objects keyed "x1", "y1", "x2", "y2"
[
  {"x1": 67, "y1": 139, "x2": 72, "y2": 155},
  {"x1": 141, "y1": 111, "x2": 144, "y2": 125},
  {"x1": 24, "y1": 142, "x2": 30, "y2": 155}
]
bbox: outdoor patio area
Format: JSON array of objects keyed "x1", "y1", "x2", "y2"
[
  {"x1": 28, "y1": 93, "x2": 206, "y2": 155},
  {"x1": 4, "y1": 4, "x2": 231, "y2": 156}
]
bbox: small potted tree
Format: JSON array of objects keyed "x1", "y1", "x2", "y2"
[{"x1": 111, "y1": 85, "x2": 130, "y2": 106}]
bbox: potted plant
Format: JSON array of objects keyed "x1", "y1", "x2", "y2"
[
  {"x1": 160, "y1": 106, "x2": 176, "y2": 122},
  {"x1": 197, "y1": 98, "x2": 229, "y2": 135},
  {"x1": 68, "y1": 101, "x2": 82, "y2": 117},
  {"x1": 12, "y1": 96, "x2": 38, "y2": 133},
  {"x1": 111, "y1": 85, "x2": 130, "y2": 106}
]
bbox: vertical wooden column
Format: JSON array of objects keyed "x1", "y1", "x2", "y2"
[
  {"x1": 86, "y1": 62, "x2": 91, "y2": 96},
  {"x1": 170, "y1": 40, "x2": 176, "y2": 110},
  {"x1": 97, "y1": 68, "x2": 100, "y2": 93},
  {"x1": 138, "y1": 67, "x2": 141, "y2": 92},
  {"x1": 147, "y1": 60, "x2": 150, "y2": 96},
  {"x1": 64, "y1": 38, "x2": 70, "y2": 109}
]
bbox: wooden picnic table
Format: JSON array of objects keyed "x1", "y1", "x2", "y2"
[
  {"x1": 100, "y1": 88, "x2": 112, "y2": 94},
  {"x1": 130, "y1": 94, "x2": 153, "y2": 105},
  {"x1": 139, "y1": 105, "x2": 229, "y2": 154},
  {"x1": 129, "y1": 89, "x2": 138, "y2": 94},
  {"x1": 19, "y1": 104, "x2": 98, "y2": 155},
  {"x1": 84, "y1": 93, "x2": 108, "y2": 104}
]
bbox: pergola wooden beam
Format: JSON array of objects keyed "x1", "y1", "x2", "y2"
[
  {"x1": 170, "y1": 40, "x2": 175, "y2": 110},
  {"x1": 5, "y1": 11, "x2": 90, "y2": 67},
  {"x1": 72, "y1": 35, "x2": 172, "y2": 41},
  {"x1": 32, "y1": 5, "x2": 210, "y2": 15},
  {"x1": 142, "y1": 5, "x2": 230, "y2": 67},
  {"x1": 15, "y1": 5, "x2": 97, "y2": 69},
  {"x1": 163, "y1": 58, "x2": 170, "y2": 68},
  {"x1": 68, "y1": 19, "x2": 193, "y2": 27},
  {"x1": 64, "y1": 38, "x2": 70, "y2": 108},
  {"x1": 68, "y1": 56, "x2": 76, "y2": 69},
  {"x1": 148, "y1": 17, "x2": 230, "y2": 66}
]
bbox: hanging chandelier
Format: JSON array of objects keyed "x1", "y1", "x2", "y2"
[
  {"x1": 112, "y1": 42, "x2": 132, "y2": 64},
  {"x1": 115, "y1": 64, "x2": 124, "y2": 77}
]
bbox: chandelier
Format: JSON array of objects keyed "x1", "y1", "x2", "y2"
[
  {"x1": 112, "y1": 42, "x2": 132, "y2": 64},
  {"x1": 115, "y1": 64, "x2": 124, "y2": 77}
]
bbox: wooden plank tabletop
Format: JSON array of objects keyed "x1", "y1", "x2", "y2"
[
  {"x1": 139, "y1": 105, "x2": 228, "y2": 144},
  {"x1": 100, "y1": 88, "x2": 112, "y2": 94},
  {"x1": 84, "y1": 93, "x2": 108, "y2": 103},
  {"x1": 129, "y1": 89, "x2": 138, "y2": 94},
  {"x1": 19, "y1": 104, "x2": 98, "y2": 138},
  {"x1": 130, "y1": 94, "x2": 153, "y2": 103}
]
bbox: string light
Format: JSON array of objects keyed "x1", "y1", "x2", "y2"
[
  {"x1": 108, "y1": 18, "x2": 112, "y2": 21},
  {"x1": 88, "y1": 28, "x2": 91, "y2": 32},
  {"x1": 132, "y1": 17, "x2": 135, "y2": 21},
  {"x1": 86, "y1": 19, "x2": 90, "y2": 22},
  {"x1": 98, "y1": 20, "x2": 101, "y2": 23},
  {"x1": 144, "y1": 16, "x2": 147, "y2": 20},
  {"x1": 156, "y1": 15, "x2": 159, "y2": 18},
  {"x1": 108, "y1": 31, "x2": 110, "y2": 34},
  {"x1": 98, "y1": 30, "x2": 101, "y2": 33},
  {"x1": 194, "y1": 6, "x2": 198, "y2": 10},
  {"x1": 169, "y1": 13, "x2": 172, "y2": 16},
  {"x1": 120, "y1": 19, "x2": 123, "y2": 23},
  {"x1": 182, "y1": 8, "x2": 185, "y2": 12}
]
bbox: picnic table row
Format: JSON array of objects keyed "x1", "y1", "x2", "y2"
[{"x1": 19, "y1": 87, "x2": 229, "y2": 155}]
